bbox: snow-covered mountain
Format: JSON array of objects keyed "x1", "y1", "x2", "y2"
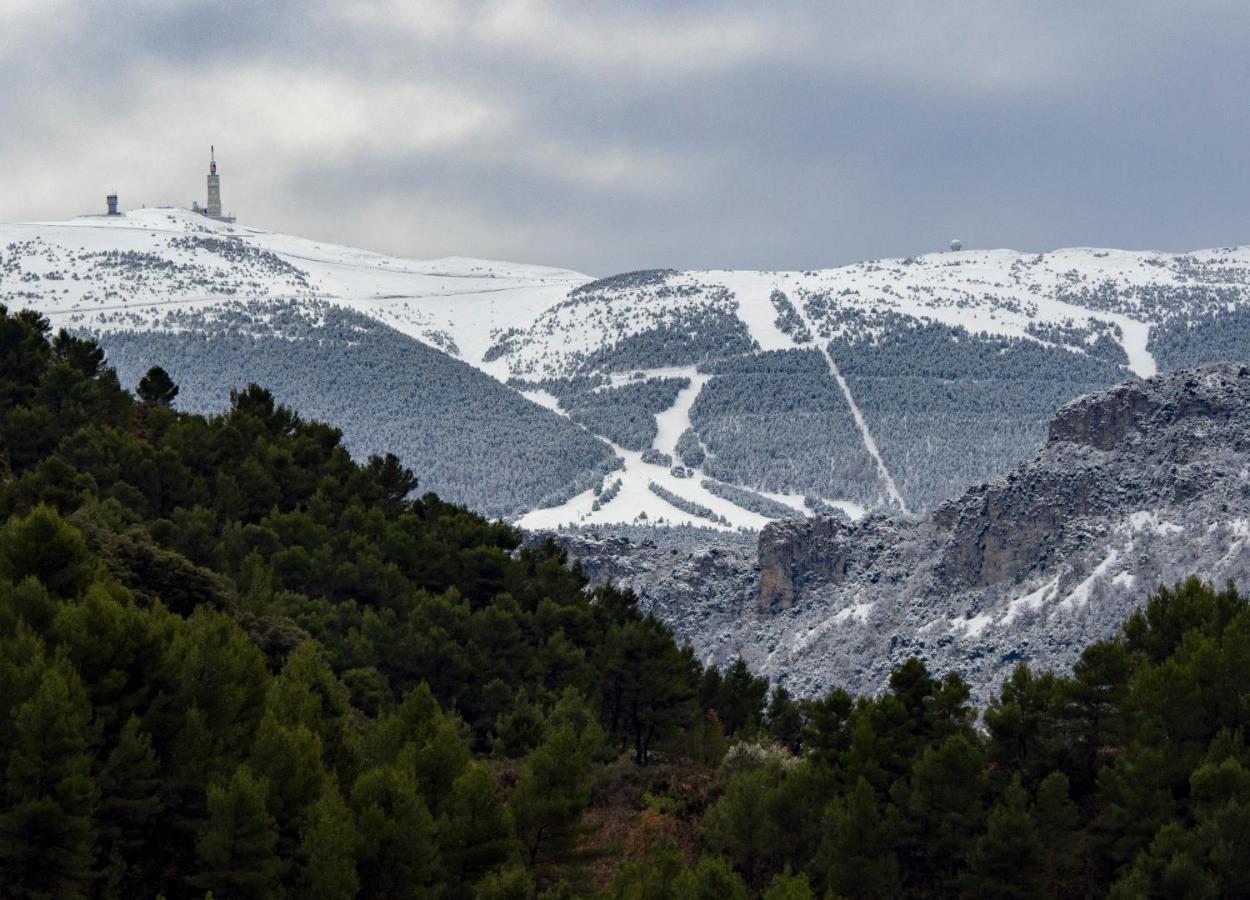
[
  {"x1": 558, "y1": 364, "x2": 1250, "y2": 701},
  {"x1": 6, "y1": 207, "x2": 1250, "y2": 525},
  {"x1": 1, "y1": 208, "x2": 616, "y2": 517}
]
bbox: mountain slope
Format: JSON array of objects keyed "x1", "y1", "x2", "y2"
[
  {"x1": 0, "y1": 209, "x2": 615, "y2": 515},
  {"x1": 561, "y1": 364, "x2": 1250, "y2": 700},
  {"x1": 488, "y1": 250, "x2": 1250, "y2": 521},
  {"x1": 8, "y1": 208, "x2": 1250, "y2": 524},
  {"x1": 96, "y1": 300, "x2": 618, "y2": 517},
  {"x1": 5, "y1": 207, "x2": 583, "y2": 360}
]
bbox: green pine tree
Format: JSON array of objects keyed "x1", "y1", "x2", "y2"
[
  {"x1": 351, "y1": 765, "x2": 439, "y2": 898},
  {"x1": 900, "y1": 733, "x2": 985, "y2": 890},
  {"x1": 819, "y1": 777, "x2": 901, "y2": 899},
  {"x1": 611, "y1": 837, "x2": 685, "y2": 900},
  {"x1": 0, "y1": 505, "x2": 94, "y2": 598},
  {"x1": 766, "y1": 685, "x2": 804, "y2": 754},
  {"x1": 397, "y1": 716, "x2": 470, "y2": 819},
  {"x1": 960, "y1": 776, "x2": 1046, "y2": 900},
  {"x1": 439, "y1": 764, "x2": 517, "y2": 898},
  {"x1": 761, "y1": 867, "x2": 816, "y2": 900},
  {"x1": 191, "y1": 764, "x2": 283, "y2": 900},
  {"x1": 137, "y1": 365, "x2": 179, "y2": 407},
  {"x1": 96, "y1": 715, "x2": 165, "y2": 896},
  {"x1": 248, "y1": 711, "x2": 327, "y2": 869},
  {"x1": 702, "y1": 763, "x2": 782, "y2": 888},
  {"x1": 673, "y1": 856, "x2": 751, "y2": 900},
  {"x1": 0, "y1": 662, "x2": 99, "y2": 898},
  {"x1": 512, "y1": 722, "x2": 596, "y2": 884},
  {"x1": 295, "y1": 787, "x2": 358, "y2": 900},
  {"x1": 1033, "y1": 770, "x2": 1084, "y2": 895}
]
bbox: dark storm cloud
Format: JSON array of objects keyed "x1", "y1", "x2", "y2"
[{"x1": 3, "y1": 0, "x2": 1250, "y2": 274}]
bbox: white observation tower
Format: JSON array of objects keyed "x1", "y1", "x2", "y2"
[
  {"x1": 192, "y1": 146, "x2": 235, "y2": 222},
  {"x1": 206, "y1": 146, "x2": 222, "y2": 218}
]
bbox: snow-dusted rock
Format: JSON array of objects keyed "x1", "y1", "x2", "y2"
[{"x1": 561, "y1": 365, "x2": 1250, "y2": 703}]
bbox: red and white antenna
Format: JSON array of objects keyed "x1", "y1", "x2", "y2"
[{"x1": 210, "y1": 145, "x2": 217, "y2": 175}]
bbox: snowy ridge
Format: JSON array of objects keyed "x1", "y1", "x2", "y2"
[
  {"x1": 6, "y1": 208, "x2": 584, "y2": 365},
  {"x1": 494, "y1": 250, "x2": 1202, "y2": 382},
  {"x1": 7, "y1": 208, "x2": 1250, "y2": 526}
]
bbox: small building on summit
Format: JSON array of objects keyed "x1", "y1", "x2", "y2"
[{"x1": 191, "y1": 146, "x2": 236, "y2": 223}]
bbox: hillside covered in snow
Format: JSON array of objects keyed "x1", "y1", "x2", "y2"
[
  {"x1": 6, "y1": 207, "x2": 1250, "y2": 525},
  {"x1": 560, "y1": 364, "x2": 1250, "y2": 702}
]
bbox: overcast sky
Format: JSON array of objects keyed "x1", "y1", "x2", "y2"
[{"x1": 3, "y1": 1, "x2": 1249, "y2": 275}]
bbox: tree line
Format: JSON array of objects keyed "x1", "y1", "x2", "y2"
[{"x1": 1, "y1": 304, "x2": 1248, "y2": 897}]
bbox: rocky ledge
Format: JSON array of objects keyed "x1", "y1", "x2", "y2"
[{"x1": 562, "y1": 364, "x2": 1250, "y2": 702}]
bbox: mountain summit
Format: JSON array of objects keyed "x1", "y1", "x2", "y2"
[{"x1": 5, "y1": 208, "x2": 1250, "y2": 524}]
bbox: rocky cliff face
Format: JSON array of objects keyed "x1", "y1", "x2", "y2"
[{"x1": 559, "y1": 364, "x2": 1250, "y2": 702}]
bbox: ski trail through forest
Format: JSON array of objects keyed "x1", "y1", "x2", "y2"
[{"x1": 792, "y1": 304, "x2": 908, "y2": 512}]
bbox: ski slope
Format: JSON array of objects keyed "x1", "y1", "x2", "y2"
[{"x1": 7, "y1": 206, "x2": 1250, "y2": 527}]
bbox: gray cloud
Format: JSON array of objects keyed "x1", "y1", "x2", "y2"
[{"x1": 3, "y1": 0, "x2": 1249, "y2": 274}]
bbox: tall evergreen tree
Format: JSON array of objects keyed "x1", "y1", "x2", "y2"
[
  {"x1": 0, "y1": 662, "x2": 98, "y2": 898},
  {"x1": 439, "y1": 764, "x2": 516, "y2": 898},
  {"x1": 248, "y1": 711, "x2": 327, "y2": 870},
  {"x1": 295, "y1": 787, "x2": 358, "y2": 900},
  {"x1": 350, "y1": 766, "x2": 439, "y2": 899},
  {"x1": 1033, "y1": 770, "x2": 1085, "y2": 895},
  {"x1": 512, "y1": 722, "x2": 596, "y2": 884},
  {"x1": 766, "y1": 685, "x2": 803, "y2": 754},
  {"x1": 50, "y1": 329, "x2": 105, "y2": 378},
  {"x1": 899, "y1": 733, "x2": 986, "y2": 890},
  {"x1": 960, "y1": 776, "x2": 1046, "y2": 900},
  {"x1": 95, "y1": 715, "x2": 164, "y2": 896},
  {"x1": 717, "y1": 658, "x2": 769, "y2": 738},
  {"x1": 192, "y1": 764, "x2": 283, "y2": 900},
  {"x1": 702, "y1": 764, "x2": 783, "y2": 888},
  {"x1": 819, "y1": 777, "x2": 901, "y2": 899},
  {"x1": 136, "y1": 365, "x2": 179, "y2": 407}
]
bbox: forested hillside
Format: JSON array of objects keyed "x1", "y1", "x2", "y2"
[
  {"x1": 14, "y1": 211, "x2": 1250, "y2": 527},
  {"x1": 95, "y1": 300, "x2": 619, "y2": 517},
  {"x1": 2, "y1": 304, "x2": 1249, "y2": 898}
]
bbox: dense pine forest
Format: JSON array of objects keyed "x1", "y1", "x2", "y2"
[{"x1": 2, "y1": 303, "x2": 1249, "y2": 898}]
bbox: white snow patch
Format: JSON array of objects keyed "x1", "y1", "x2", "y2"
[
  {"x1": 833, "y1": 602, "x2": 875, "y2": 625},
  {"x1": 517, "y1": 436, "x2": 775, "y2": 531},
  {"x1": 1126, "y1": 510, "x2": 1184, "y2": 536},
  {"x1": 949, "y1": 612, "x2": 994, "y2": 638},
  {"x1": 783, "y1": 599, "x2": 877, "y2": 659},
  {"x1": 712, "y1": 271, "x2": 799, "y2": 352},
  {"x1": 1053, "y1": 549, "x2": 1121, "y2": 615},
  {"x1": 1110, "y1": 316, "x2": 1156, "y2": 378},
  {"x1": 518, "y1": 389, "x2": 563, "y2": 414},
  {"x1": 1111, "y1": 571, "x2": 1137, "y2": 590},
  {"x1": 1219, "y1": 518, "x2": 1250, "y2": 538},
  {"x1": 1001, "y1": 576, "x2": 1061, "y2": 625}
]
